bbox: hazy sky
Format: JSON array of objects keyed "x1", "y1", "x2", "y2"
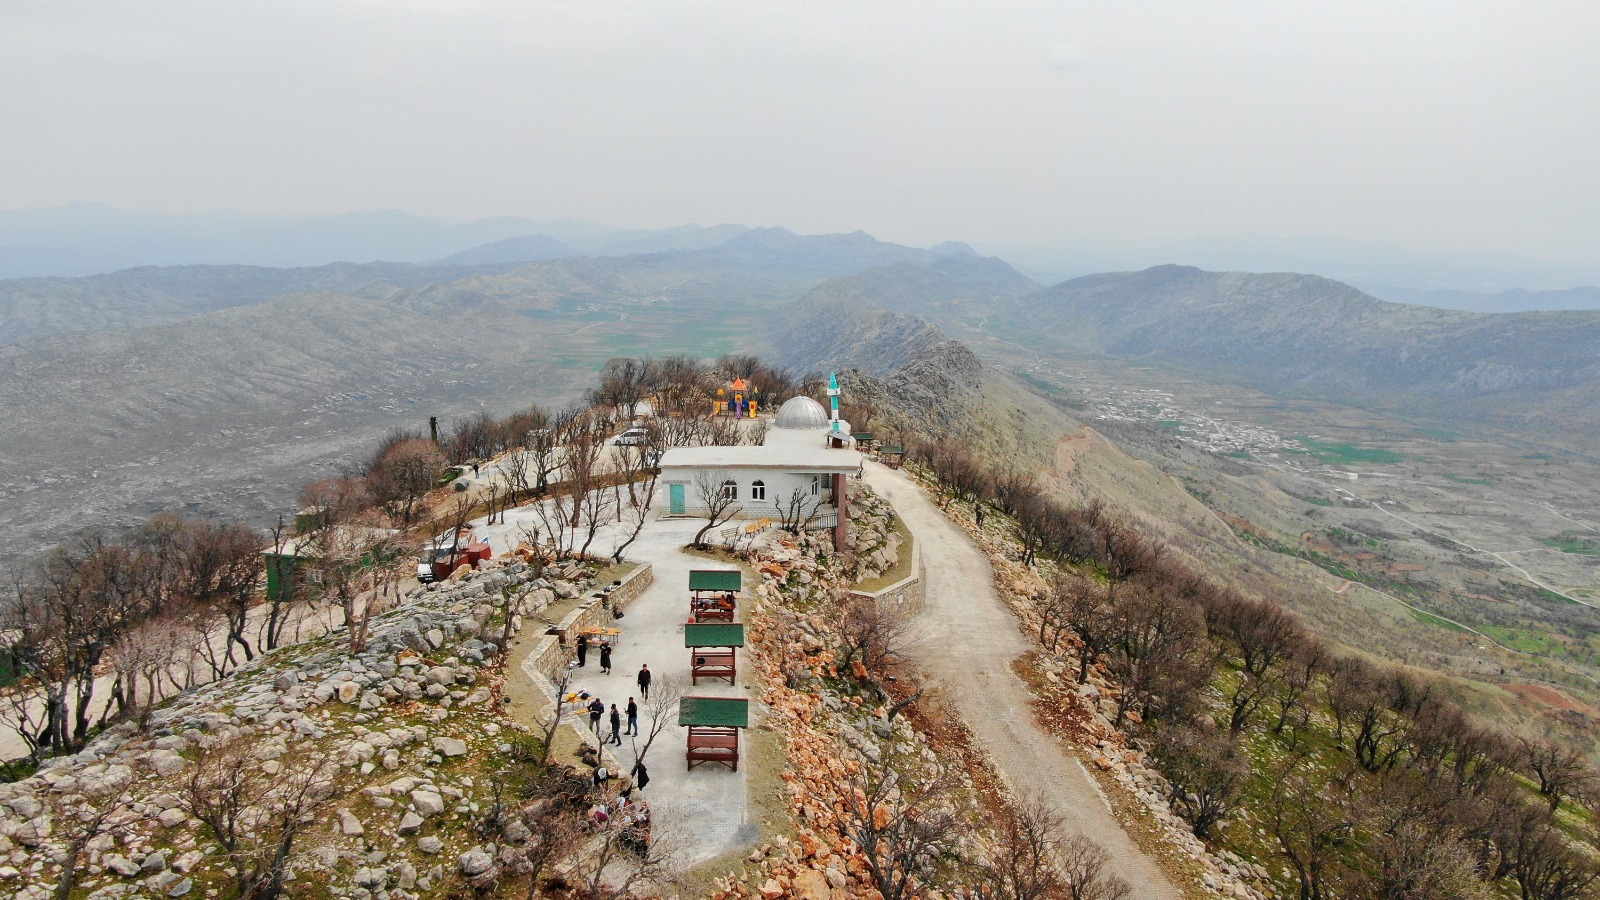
[{"x1": 4, "y1": 1, "x2": 1598, "y2": 260}]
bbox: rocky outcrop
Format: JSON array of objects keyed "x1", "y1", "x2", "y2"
[{"x1": 0, "y1": 559, "x2": 605, "y2": 900}]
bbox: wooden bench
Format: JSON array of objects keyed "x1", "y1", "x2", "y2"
[
  {"x1": 690, "y1": 650, "x2": 737, "y2": 685},
  {"x1": 685, "y1": 726, "x2": 740, "y2": 771}
]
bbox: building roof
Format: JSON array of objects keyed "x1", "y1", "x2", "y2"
[
  {"x1": 657, "y1": 444, "x2": 860, "y2": 473},
  {"x1": 679, "y1": 696, "x2": 749, "y2": 728},
  {"x1": 775, "y1": 395, "x2": 830, "y2": 429}
]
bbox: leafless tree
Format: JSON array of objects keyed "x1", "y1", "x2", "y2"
[
  {"x1": 1269, "y1": 767, "x2": 1355, "y2": 900},
  {"x1": 690, "y1": 470, "x2": 743, "y2": 549},
  {"x1": 977, "y1": 791, "x2": 1128, "y2": 900},
  {"x1": 824, "y1": 737, "x2": 963, "y2": 900},
  {"x1": 592, "y1": 357, "x2": 651, "y2": 421},
  {"x1": 105, "y1": 612, "x2": 192, "y2": 728},
  {"x1": 1518, "y1": 738, "x2": 1596, "y2": 813},
  {"x1": 367, "y1": 436, "x2": 447, "y2": 526},
  {"x1": 773, "y1": 487, "x2": 822, "y2": 535},
  {"x1": 609, "y1": 443, "x2": 660, "y2": 563},
  {"x1": 179, "y1": 741, "x2": 336, "y2": 900},
  {"x1": 629, "y1": 674, "x2": 681, "y2": 768},
  {"x1": 572, "y1": 808, "x2": 679, "y2": 900},
  {"x1": 535, "y1": 654, "x2": 575, "y2": 769},
  {"x1": 1150, "y1": 723, "x2": 1248, "y2": 839},
  {"x1": 834, "y1": 597, "x2": 916, "y2": 683}
]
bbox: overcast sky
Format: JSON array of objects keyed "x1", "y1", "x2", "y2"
[{"x1": 4, "y1": 1, "x2": 1597, "y2": 262}]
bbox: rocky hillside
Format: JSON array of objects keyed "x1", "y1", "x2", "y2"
[{"x1": 0, "y1": 560, "x2": 604, "y2": 899}]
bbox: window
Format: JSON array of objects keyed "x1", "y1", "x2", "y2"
[
  {"x1": 751, "y1": 479, "x2": 766, "y2": 501},
  {"x1": 721, "y1": 480, "x2": 738, "y2": 500},
  {"x1": 810, "y1": 475, "x2": 821, "y2": 496}
]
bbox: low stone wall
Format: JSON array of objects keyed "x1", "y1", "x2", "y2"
[{"x1": 848, "y1": 543, "x2": 924, "y2": 607}]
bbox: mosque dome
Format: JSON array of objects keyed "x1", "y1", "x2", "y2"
[{"x1": 774, "y1": 396, "x2": 830, "y2": 429}]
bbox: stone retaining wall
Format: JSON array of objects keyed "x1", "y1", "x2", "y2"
[{"x1": 848, "y1": 537, "x2": 924, "y2": 607}]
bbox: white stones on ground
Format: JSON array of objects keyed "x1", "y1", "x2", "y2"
[
  {"x1": 353, "y1": 867, "x2": 387, "y2": 888},
  {"x1": 410, "y1": 790, "x2": 446, "y2": 817},
  {"x1": 432, "y1": 737, "x2": 467, "y2": 757},
  {"x1": 381, "y1": 749, "x2": 401, "y2": 770},
  {"x1": 165, "y1": 877, "x2": 193, "y2": 897},
  {"x1": 416, "y1": 836, "x2": 444, "y2": 855},
  {"x1": 147, "y1": 750, "x2": 186, "y2": 777},
  {"x1": 105, "y1": 854, "x2": 141, "y2": 877},
  {"x1": 339, "y1": 808, "x2": 365, "y2": 836},
  {"x1": 142, "y1": 851, "x2": 168, "y2": 873},
  {"x1": 424, "y1": 629, "x2": 445, "y2": 650},
  {"x1": 458, "y1": 848, "x2": 494, "y2": 877},
  {"x1": 425, "y1": 666, "x2": 455, "y2": 686},
  {"x1": 261, "y1": 760, "x2": 282, "y2": 776},
  {"x1": 337, "y1": 681, "x2": 361, "y2": 704},
  {"x1": 157, "y1": 807, "x2": 186, "y2": 828},
  {"x1": 398, "y1": 811, "x2": 425, "y2": 835}
]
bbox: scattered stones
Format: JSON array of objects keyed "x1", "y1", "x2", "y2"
[
  {"x1": 410, "y1": 790, "x2": 446, "y2": 817},
  {"x1": 458, "y1": 848, "x2": 494, "y2": 877},
  {"x1": 417, "y1": 835, "x2": 444, "y2": 855},
  {"x1": 338, "y1": 808, "x2": 365, "y2": 836},
  {"x1": 432, "y1": 737, "x2": 468, "y2": 757}
]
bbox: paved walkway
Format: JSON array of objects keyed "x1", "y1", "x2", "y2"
[
  {"x1": 861, "y1": 461, "x2": 1182, "y2": 898},
  {"x1": 522, "y1": 510, "x2": 758, "y2": 867}
]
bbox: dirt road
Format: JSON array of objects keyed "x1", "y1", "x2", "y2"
[{"x1": 862, "y1": 461, "x2": 1183, "y2": 898}]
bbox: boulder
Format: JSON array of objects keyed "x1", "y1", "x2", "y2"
[
  {"x1": 417, "y1": 835, "x2": 444, "y2": 854},
  {"x1": 411, "y1": 790, "x2": 446, "y2": 817},
  {"x1": 793, "y1": 869, "x2": 831, "y2": 900},
  {"x1": 397, "y1": 811, "x2": 425, "y2": 835},
  {"x1": 158, "y1": 807, "x2": 186, "y2": 828},
  {"x1": 105, "y1": 854, "x2": 141, "y2": 877},
  {"x1": 458, "y1": 848, "x2": 494, "y2": 877},
  {"x1": 339, "y1": 808, "x2": 365, "y2": 836},
  {"x1": 432, "y1": 737, "x2": 468, "y2": 757}
]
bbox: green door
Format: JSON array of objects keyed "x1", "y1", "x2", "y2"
[{"x1": 669, "y1": 483, "x2": 686, "y2": 515}]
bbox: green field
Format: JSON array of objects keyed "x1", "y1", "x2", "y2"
[
  {"x1": 1407, "y1": 609, "x2": 1469, "y2": 633},
  {"x1": 1537, "y1": 532, "x2": 1600, "y2": 556},
  {"x1": 1294, "y1": 436, "x2": 1403, "y2": 465},
  {"x1": 1443, "y1": 473, "x2": 1493, "y2": 486}
]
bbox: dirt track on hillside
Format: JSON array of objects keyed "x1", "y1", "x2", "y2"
[{"x1": 862, "y1": 461, "x2": 1183, "y2": 899}]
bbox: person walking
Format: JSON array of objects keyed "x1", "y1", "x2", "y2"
[
  {"x1": 599, "y1": 642, "x2": 613, "y2": 675},
  {"x1": 587, "y1": 697, "x2": 604, "y2": 735},
  {"x1": 576, "y1": 633, "x2": 589, "y2": 668},
  {"x1": 637, "y1": 664, "x2": 651, "y2": 700},
  {"x1": 608, "y1": 704, "x2": 623, "y2": 746},
  {"x1": 625, "y1": 697, "x2": 638, "y2": 735}
]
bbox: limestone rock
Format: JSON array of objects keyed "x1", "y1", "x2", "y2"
[
  {"x1": 458, "y1": 848, "x2": 494, "y2": 877},
  {"x1": 432, "y1": 736, "x2": 468, "y2": 757},
  {"x1": 417, "y1": 835, "x2": 444, "y2": 854},
  {"x1": 411, "y1": 790, "x2": 446, "y2": 817}
]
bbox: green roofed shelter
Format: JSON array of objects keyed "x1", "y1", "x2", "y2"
[
  {"x1": 685, "y1": 623, "x2": 745, "y2": 648},
  {"x1": 688, "y1": 569, "x2": 742, "y2": 593},
  {"x1": 679, "y1": 696, "x2": 750, "y2": 728},
  {"x1": 680, "y1": 696, "x2": 748, "y2": 770}
]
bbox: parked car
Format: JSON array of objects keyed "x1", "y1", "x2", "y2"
[{"x1": 613, "y1": 427, "x2": 649, "y2": 446}]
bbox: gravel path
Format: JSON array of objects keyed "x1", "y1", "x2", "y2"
[{"x1": 862, "y1": 461, "x2": 1182, "y2": 898}]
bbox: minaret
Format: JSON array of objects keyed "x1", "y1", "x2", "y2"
[{"x1": 828, "y1": 373, "x2": 842, "y2": 432}]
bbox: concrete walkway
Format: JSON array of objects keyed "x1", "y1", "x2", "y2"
[
  {"x1": 533, "y1": 510, "x2": 758, "y2": 868},
  {"x1": 861, "y1": 461, "x2": 1183, "y2": 898}
]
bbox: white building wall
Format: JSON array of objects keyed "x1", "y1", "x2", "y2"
[{"x1": 658, "y1": 467, "x2": 832, "y2": 520}]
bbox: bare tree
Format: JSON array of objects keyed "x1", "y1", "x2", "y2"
[
  {"x1": 610, "y1": 443, "x2": 660, "y2": 563},
  {"x1": 180, "y1": 741, "x2": 336, "y2": 900},
  {"x1": 629, "y1": 674, "x2": 681, "y2": 768},
  {"x1": 690, "y1": 470, "x2": 743, "y2": 549},
  {"x1": 1519, "y1": 738, "x2": 1596, "y2": 813},
  {"x1": 978, "y1": 791, "x2": 1130, "y2": 900},
  {"x1": 1269, "y1": 768, "x2": 1355, "y2": 900},
  {"x1": 367, "y1": 436, "x2": 447, "y2": 526},
  {"x1": 773, "y1": 487, "x2": 822, "y2": 535},
  {"x1": 824, "y1": 737, "x2": 963, "y2": 900},
  {"x1": 1150, "y1": 723, "x2": 1248, "y2": 840},
  {"x1": 834, "y1": 597, "x2": 916, "y2": 684}
]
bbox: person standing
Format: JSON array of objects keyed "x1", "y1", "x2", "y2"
[
  {"x1": 587, "y1": 697, "x2": 604, "y2": 735},
  {"x1": 625, "y1": 697, "x2": 638, "y2": 735},
  {"x1": 608, "y1": 704, "x2": 623, "y2": 746},
  {"x1": 637, "y1": 664, "x2": 651, "y2": 700},
  {"x1": 576, "y1": 633, "x2": 589, "y2": 668},
  {"x1": 600, "y1": 642, "x2": 613, "y2": 675}
]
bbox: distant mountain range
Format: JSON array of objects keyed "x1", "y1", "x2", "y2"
[{"x1": 1363, "y1": 283, "x2": 1600, "y2": 314}]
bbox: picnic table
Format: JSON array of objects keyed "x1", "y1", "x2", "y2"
[
  {"x1": 680, "y1": 696, "x2": 749, "y2": 771},
  {"x1": 689, "y1": 593, "x2": 736, "y2": 623},
  {"x1": 578, "y1": 625, "x2": 623, "y2": 648},
  {"x1": 685, "y1": 623, "x2": 744, "y2": 685}
]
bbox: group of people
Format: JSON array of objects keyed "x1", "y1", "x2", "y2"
[{"x1": 574, "y1": 661, "x2": 655, "y2": 748}]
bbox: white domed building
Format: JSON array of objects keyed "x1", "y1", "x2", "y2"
[{"x1": 656, "y1": 380, "x2": 861, "y2": 550}]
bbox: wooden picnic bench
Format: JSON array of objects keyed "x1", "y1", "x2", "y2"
[
  {"x1": 685, "y1": 726, "x2": 741, "y2": 771},
  {"x1": 690, "y1": 650, "x2": 737, "y2": 684},
  {"x1": 680, "y1": 697, "x2": 749, "y2": 772}
]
